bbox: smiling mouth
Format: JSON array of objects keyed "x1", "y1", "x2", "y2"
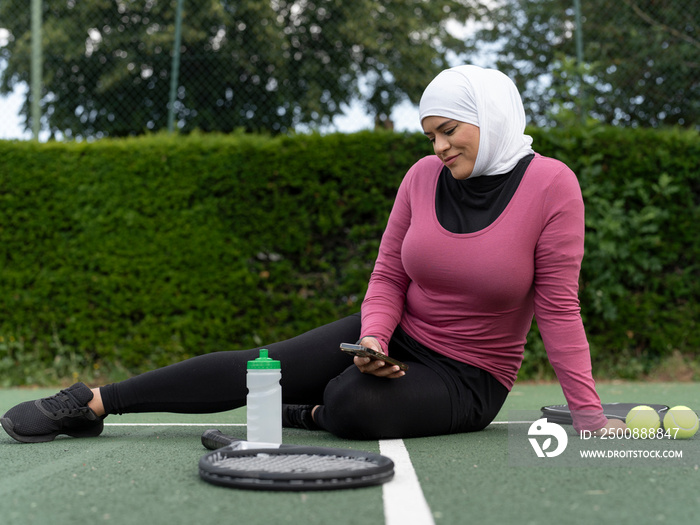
[{"x1": 443, "y1": 154, "x2": 460, "y2": 165}]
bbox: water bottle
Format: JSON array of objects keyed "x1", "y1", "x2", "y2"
[{"x1": 246, "y1": 349, "x2": 282, "y2": 444}]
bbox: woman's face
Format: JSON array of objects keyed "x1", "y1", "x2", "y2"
[{"x1": 422, "y1": 116, "x2": 480, "y2": 180}]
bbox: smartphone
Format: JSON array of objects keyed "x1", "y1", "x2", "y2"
[{"x1": 339, "y1": 343, "x2": 409, "y2": 371}]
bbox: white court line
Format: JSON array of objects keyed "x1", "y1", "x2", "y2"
[
  {"x1": 105, "y1": 423, "x2": 245, "y2": 427},
  {"x1": 103, "y1": 421, "x2": 531, "y2": 427},
  {"x1": 379, "y1": 439, "x2": 435, "y2": 525}
]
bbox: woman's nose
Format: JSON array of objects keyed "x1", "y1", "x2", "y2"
[{"x1": 433, "y1": 135, "x2": 449, "y2": 153}]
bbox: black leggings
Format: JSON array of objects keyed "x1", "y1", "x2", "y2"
[{"x1": 100, "y1": 313, "x2": 509, "y2": 440}]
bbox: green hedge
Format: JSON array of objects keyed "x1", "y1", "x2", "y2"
[
  {"x1": 532, "y1": 126, "x2": 700, "y2": 380},
  {"x1": 0, "y1": 127, "x2": 698, "y2": 385}
]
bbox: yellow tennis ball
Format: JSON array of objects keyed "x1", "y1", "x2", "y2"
[
  {"x1": 625, "y1": 405, "x2": 661, "y2": 437},
  {"x1": 663, "y1": 406, "x2": 699, "y2": 439}
]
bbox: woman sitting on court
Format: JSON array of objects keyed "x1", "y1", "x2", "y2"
[{"x1": 1, "y1": 65, "x2": 625, "y2": 444}]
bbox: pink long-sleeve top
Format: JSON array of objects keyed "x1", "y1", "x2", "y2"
[{"x1": 361, "y1": 153, "x2": 607, "y2": 432}]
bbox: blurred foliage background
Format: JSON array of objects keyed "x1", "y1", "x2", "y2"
[
  {"x1": 0, "y1": 1, "x2": 698, "y2": 385},
  {"x1": 0, "y1": 127, "x2": 698, "y2": 385},
  {"x1": 1, "y1": 0, "x2": 697, "y2": 139}
]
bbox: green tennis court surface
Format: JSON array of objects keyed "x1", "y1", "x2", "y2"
[{"x1": 1, "y1": 381, "x2": 698, "y2": 525}]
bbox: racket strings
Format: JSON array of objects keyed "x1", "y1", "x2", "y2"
[{"x1": 208, "y1": 451, "x2": 377, "y2": 473}]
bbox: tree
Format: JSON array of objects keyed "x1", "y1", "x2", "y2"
[
  {"x1": 0, "y1": 0, "x2": 477, "y2": 138},
  {"x1": 467, "y1": 0, "x2": 699, "y2": 128}
]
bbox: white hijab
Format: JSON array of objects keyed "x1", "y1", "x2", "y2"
[{"x1": 418, "y1": 65, "x2": 534, "y2": 178}]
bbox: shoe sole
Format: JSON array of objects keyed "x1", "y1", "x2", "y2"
[{"x1": 1, "y1": 417, "x2": 104, "y2": 444}]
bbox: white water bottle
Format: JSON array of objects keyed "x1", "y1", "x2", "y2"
[{"x1": 246, "y1": 349, "x2": 282, "y2": 444}]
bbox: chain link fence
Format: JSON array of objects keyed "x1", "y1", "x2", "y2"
[{"x1": 1, "y1": 0, "x2": 698, "y2": 140}]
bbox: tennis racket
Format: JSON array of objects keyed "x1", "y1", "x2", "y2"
[
  {"x1": 199, "y1": 429, "x2": 395, "y2": 491},
  {"x1": 541, "y1": 402, "x2": 670, "y2": 425}
]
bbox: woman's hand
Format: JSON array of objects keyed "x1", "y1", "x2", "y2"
[
  {"x1": 354, "y1": 337, "x2": 406, "y2": 379},
  {"x1": 590, "y1": 418, "x2": 627, "y2": 437}
]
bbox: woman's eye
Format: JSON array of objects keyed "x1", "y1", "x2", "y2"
[{"x1": 445, "y1": 127, "x2": 456, "y2": 136}]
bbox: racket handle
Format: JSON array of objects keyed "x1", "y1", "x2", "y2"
[
  {"x1": 201, "y1": 429, "x2": 283, "y2": 451},
  {"x1": 202, "y1": 429, "x2": 238, "y2": 450}
]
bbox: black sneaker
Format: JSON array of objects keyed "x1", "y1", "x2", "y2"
[
  {"x1": 282, "y1": 404, "x2": 320, "y2": 431},
  {"x1": 1, "y1": 382, "x2": 104, "y2": 443}
]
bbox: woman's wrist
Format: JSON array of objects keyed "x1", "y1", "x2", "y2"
[{"x1": 357, "y1": 336, "x2": 384, "y2": 353}]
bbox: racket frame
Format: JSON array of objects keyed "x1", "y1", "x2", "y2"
[
  {"x1": 541, "y1": 402, "x2": 670, "y2": 425},
  {"x1": 198, "y1": 429, "x2": 395, "y2": 491}
]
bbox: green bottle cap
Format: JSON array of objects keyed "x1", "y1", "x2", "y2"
[{"x1": 247, "y1": 349, "x2": 281, "y2": 370}]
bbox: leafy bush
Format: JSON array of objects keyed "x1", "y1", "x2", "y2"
[
  {"x1": 0, "y1": 126, "x2": 697, "y2": 385},
  {"x1": 533, "y1": 126, "x2": 700, "y2": 378}
]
